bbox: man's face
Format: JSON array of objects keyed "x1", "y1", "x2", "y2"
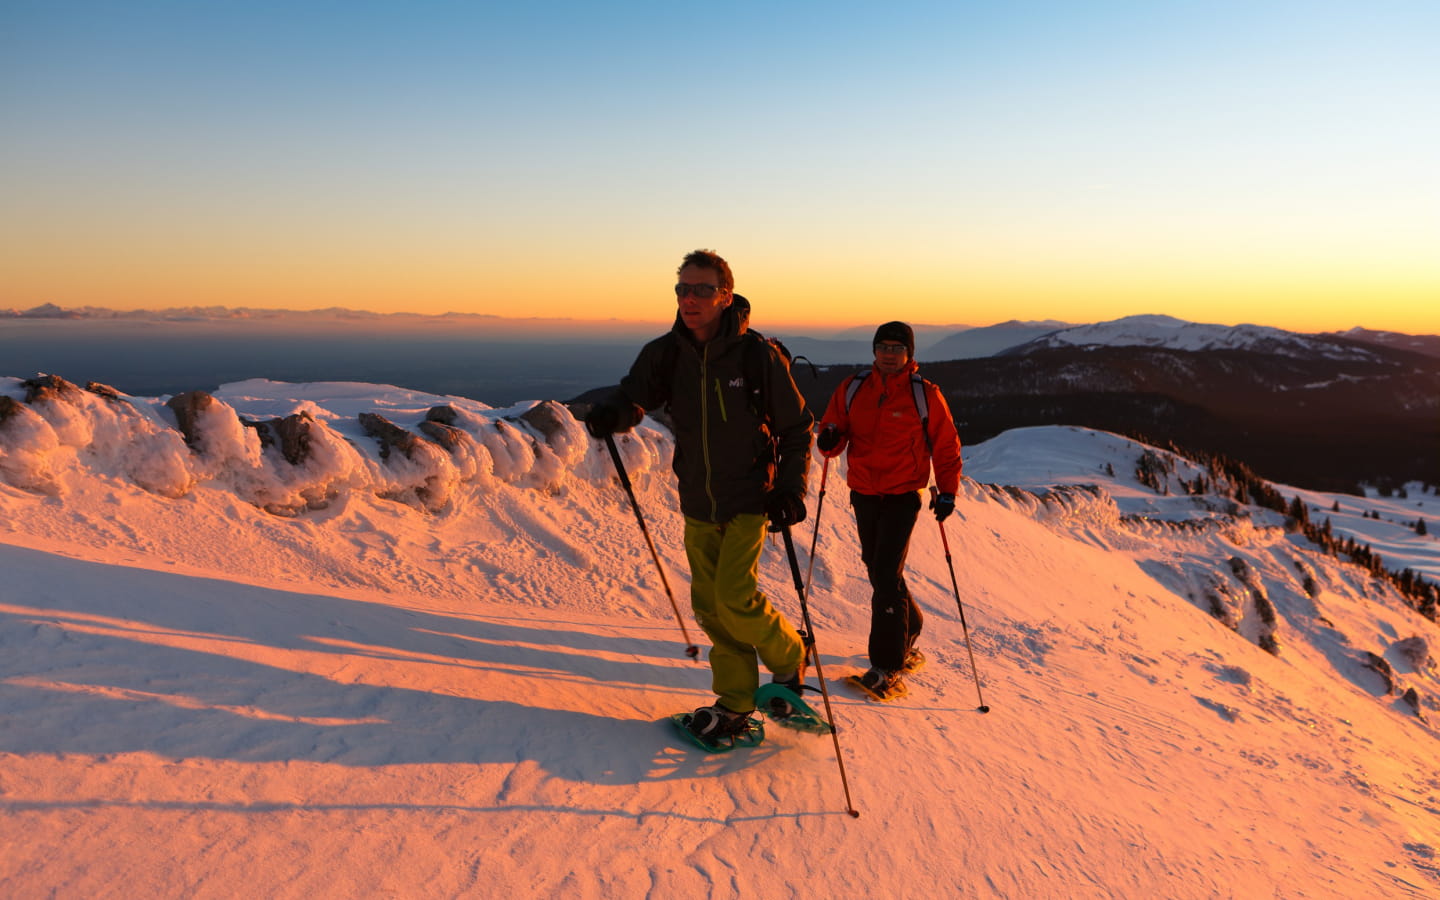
[
  {"x1": 675, "y1": 264, "x2": 732, "y2": 338},
  {"x1": 874, "y1": 340, "x2": 909, "y2": 374}
]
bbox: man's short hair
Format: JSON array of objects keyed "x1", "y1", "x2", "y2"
[{"x1": 678, "y1": 249, "x2": 734, "y2": 294}]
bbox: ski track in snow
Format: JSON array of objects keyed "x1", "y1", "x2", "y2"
[{"x1": 1, "y1": 382, "x2": 1438, "y2": 898}]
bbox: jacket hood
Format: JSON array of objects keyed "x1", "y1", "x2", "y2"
[{"x1": 670, "y1": 297, "x2": 748, "y2": 347}]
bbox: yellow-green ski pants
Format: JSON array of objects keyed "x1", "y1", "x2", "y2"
[{"x1": 683, "y1": 513, "x2": 804, "y2": 714}]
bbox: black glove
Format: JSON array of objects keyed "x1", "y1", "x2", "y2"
[
  {"x1": 584, "y1": 402, "x2": 623, "y2": 439},
  {"x1": 764, "y1": 490, "x2": 807, "y2": 531},
  {"x1": 930, "y1": 492, "x2": 956, "y2": 523},
  {"x1": 815, "y1": 425, "x2": 842, "y2": 455}
]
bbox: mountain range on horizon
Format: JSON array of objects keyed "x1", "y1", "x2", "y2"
[
  {"x1": 783, "y1": 315, "x2": 1440, "y2": 363},
  {"x1": 5, "y1": 303, "x2": 1438, "y2": 358}
]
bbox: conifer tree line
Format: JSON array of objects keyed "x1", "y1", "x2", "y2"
[{"x1": 1133, "y1": 442, "x2": 1439, "y2": 623}]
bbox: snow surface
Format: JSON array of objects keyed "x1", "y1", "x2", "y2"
[{"x1": 2, "y1": 380, "x2": 1439, "y2": 898}]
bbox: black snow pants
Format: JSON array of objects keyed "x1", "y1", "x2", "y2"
[{"x1": 851, "y1": 489, "x2": 923, "y2": 672}]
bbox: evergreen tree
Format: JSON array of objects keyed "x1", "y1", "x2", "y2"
[
  {"x1": 1287, "y1": 495, "x2": 1311, "y2": 527},
  {"x1": 1419, "y1": 518, "x2": 1429, "y2": 536}
]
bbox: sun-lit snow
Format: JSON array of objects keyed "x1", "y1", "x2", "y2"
[{"x1": 2, "y1": 378, "x2": 1438, "y2": 898}]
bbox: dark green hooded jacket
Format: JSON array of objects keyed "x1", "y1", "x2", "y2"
[{"x1": 615, "y1": 305, "x2": 812, "y2": 524}]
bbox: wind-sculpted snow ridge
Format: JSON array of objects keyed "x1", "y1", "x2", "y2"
[
  {"x1": 963, "y1": 479, "x2": 1118, "y2": 524},
  {"x1": 0, "y1": 376, "x2": 198, "y2": 498},
  {"x1": 0, "y1": 375, "x2": 663, "y2": 514}
]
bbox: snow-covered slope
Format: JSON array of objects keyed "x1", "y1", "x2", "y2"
[
  {"x1": 2, "y1": 379, "x2": 1438, "y2": 898},
  {"x1": 1010, "y1": 314, "x2": 1383, "y2": 361}
]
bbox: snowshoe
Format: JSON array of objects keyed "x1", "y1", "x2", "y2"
[
  {"x1": 765, "y1": 646, "x2": 808, "y2": 708},
  {"x1": 843, "y1": 666, "x2": 909, "y2": 702},
  {"x1": 754, "y1": 683, "x2": 833, "y2": 735},
  {"x1": 901, "y1": 648, "x2": 926, "y2": 675},
  {"x1": 669, "y1": 705, "x2": 764, "y2": 753}
]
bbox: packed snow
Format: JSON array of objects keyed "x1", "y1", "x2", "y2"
[{"x1": 2, "y1": 377, "x2": 1438, "y2": 898}]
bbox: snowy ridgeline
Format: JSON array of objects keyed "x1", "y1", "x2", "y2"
[
  {"x1": 0, "y1": 375, "x2": 632, "y2": 514},
  {"x1": 0, "y1": 374, "x2": 1219, "y2": 516},
  {"x1": 3, "y1": 373, "x2": 1436, "y2": 574},
  {"x1": 0, "y1": 373, "x2": 1325, "y2": 529}
]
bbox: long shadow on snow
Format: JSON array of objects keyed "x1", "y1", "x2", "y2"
[
  {"x1": 0, "y1": 543, "x2": 697, "y2": 686},
  {"x1": 0, "y1": 543, "x2": 766, "y2": 784}
]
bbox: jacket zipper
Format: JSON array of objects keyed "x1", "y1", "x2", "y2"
[
  {"x1": 875, "y1": 370, "x2": 922, "y2": 469},
  {"x1": 700, "y1": 344, "x2": 719, "y2": 520}
]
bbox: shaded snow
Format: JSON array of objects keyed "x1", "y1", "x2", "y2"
[{"x1": 2, "y1": 380, "x2": 1439, "y2": 898}]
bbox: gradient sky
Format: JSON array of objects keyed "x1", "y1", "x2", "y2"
[{"x1": 3, "y1": 1, "x2": 1437, "y2": 333}]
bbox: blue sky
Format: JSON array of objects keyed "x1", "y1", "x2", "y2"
[{"x1": 3, "y1": 1, "x2": 1438, "y2": 332}]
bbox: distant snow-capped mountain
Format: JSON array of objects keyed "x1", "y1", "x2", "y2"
[
  {"x1": 925, "y1": 319, "x2": 1074, "y2": 360},
  {"x1": 1328, "y1": 327, "x2": 1440, "y2": 359},
  {"x1": 1005, "y1": 314, "x2": 1381, "y2": 361}
]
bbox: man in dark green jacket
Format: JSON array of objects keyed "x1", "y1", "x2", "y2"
[{"x1": 585, "y1": 249, "x2": 812, "y2": 741}]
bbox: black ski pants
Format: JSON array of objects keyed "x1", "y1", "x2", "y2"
[{"x1": 851, "y1": 489, "x2": 923, "y2": 672}]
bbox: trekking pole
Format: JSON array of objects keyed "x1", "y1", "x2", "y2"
[
  {"x1": 603, "y1": 434, "x2": 700, "y2": 659},
  {"x1": 780, "y1": 524, "x2": 861, "y2": 818},
  {"x1": 801, "y1": 456, "x2": 831, "y2": 600},
  {"x1": 935, "y1": 512, "x2": 991, "y2": 713}
]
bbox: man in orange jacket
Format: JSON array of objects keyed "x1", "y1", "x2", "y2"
[{"x1": 816, "y1": 321, "x2": 963, "y2": 699}]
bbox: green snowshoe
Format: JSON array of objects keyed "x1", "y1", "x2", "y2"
[
  {"x1": 668, "y1": 711, "x2": 764, "y2": 753},
  {"x1": 754, "y1": 683, "x2": 834, "y2": 735}
]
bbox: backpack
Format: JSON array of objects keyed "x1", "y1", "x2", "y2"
[{"x1": 842, "y1": 369, "x2": 935, "y2": 456}]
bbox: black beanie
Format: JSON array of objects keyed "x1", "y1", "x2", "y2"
[{"x1": 873, "y1": 321, "x2": 915, "y2": 358}]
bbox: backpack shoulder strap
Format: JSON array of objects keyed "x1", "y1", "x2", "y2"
[
  {"x1": 844, "y1": 370, "x2": 936, "y2": 455},
  {"x1": 843, "y1": 370, "x2": 869, "y2": 413},
  {"x1": 654, "y1": 333, "x2": 681, "y2": 409},
  {"x1": 741, "y1": 331, "x2": 771, "y2": 423},
  {"x1": 910, "y1": 374, "x2": 934, "y2": 456}
]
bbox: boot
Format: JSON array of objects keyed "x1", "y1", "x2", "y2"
[{"x1": 686, "y1": 703, "x2": 753, "y2": 739}]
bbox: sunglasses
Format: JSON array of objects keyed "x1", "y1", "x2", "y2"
[
  {"x1": 875, "y1": 342, "x2": 908, "y2": 354},
  {"x1": 675, "y1": 283, "x2": 723, "y2": 299}
]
